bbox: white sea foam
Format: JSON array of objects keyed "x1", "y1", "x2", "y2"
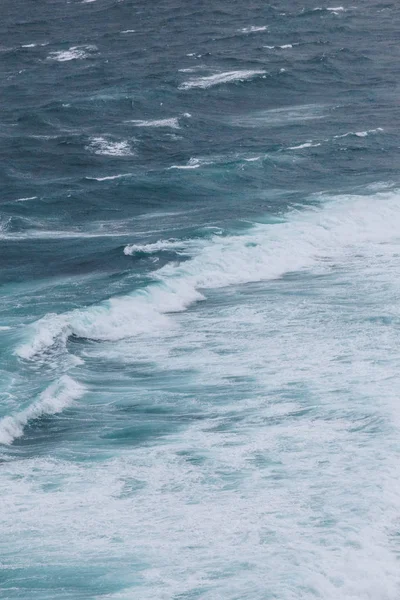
[
  {"x1": 264, "y1": 43, "x2": 298, "y2": 49},
  {"x1": 127, "y1": 118, "x2": 180, "y2": 129},
  {"x1": 230, "y1": 104, "x2": 327, "y2": 127},
  {"x1": 121, "y1": 29, "x2": 135, "y2": 33},
  {"x1": 288, "y1": 141, "x2": 321, "y2": 149},
  {"x1": 48, "y1": 45, "x2": 97, "y2": 62},
  {"x1": 88, "y1": 173, "x2": 132, "y2": 182},
  {"x1": 22, "y1": 43, "x2": 37, "y2": 48},
  {"x1": 15, "y1": 196, "x2": 37, "y2": 202},
  {"x1": 124, "y1": 239, "x2": 189, "y2": 255},
  {"x1": 239, "y1": 26, "x2": 268, "y2": 33},
  {"x1": 17, "y1": 189, "x2": 400, "y2": 361},
  {"x1": 179, "y1": 70, "x2": 266, "y2": 90},
  {"x1": 0, "y1": 376, "x2": 85, "y2": 445},
  {"x1": 334, "y1": 128, "x2": 383, "y2": 139},
  {"x1": 0, "y1": 326, "x2": 11, "y2": 331},
  {"x1": 87, "y1": 137, "x2": 133, "y2": 157}
]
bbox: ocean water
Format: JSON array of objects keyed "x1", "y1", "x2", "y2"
[{"x1": 1, "y1": 0, "x2": 400, "y2": 598}]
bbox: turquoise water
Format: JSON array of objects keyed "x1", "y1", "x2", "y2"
[{"x1": 2, "y1": 0, "x2": 400, "y2": 598}]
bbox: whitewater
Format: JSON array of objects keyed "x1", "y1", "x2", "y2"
[{"x1": 2, "y1": 0, "x2": 400, "y2": 598}]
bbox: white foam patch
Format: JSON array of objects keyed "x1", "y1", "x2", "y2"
[
  {"x1": 121, "y1": 29, "x2": 135, "y2": 33},
  {"x1": 179, "y1": 70, "x2": 266, "y2": 90},
  {"x1": 48, "y1": 45, "x2": 97, "y2": 62},
  {"x1": 264, "y1": 43, "x2": 299, "y2": 49},
  {"x1": 17, "y1": 189, "x2": 400, "y2": 361},
  {"x1": 127, "y1": 118, "x2": 180, "y2": 129},
  {"x1": 230, "y1": 104, "x2": 327, "y2": 127},
  {"x1": 124, "y1": 239, "x2": 189, "y2": 255},
  {"x1": 334, "y1": 128, "x2": 383, "y2": 139},
  {"x1": 87, "y1": 137, "x2": 133, "y2": 157},
  {"x1": 0, "y1": 376, "x2": 85, "y2": 445},
  {"x1": 239, "y1": 26, "x2": 268, "y2": 33},
  {"x1": 87, "y1": 173, "x2": 132, "y2": 182},
  {"x1": 288, "y1": 141, "x2": 322, "y2": 149},
  {"x1": 21, "y1": 43, "x2": 37, "y2": 48}
]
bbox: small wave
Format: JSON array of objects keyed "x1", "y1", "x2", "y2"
[
  {"x1": 327, "y1": 6, "x2": 345, "y2": 11},
  {"x1": 87, "y1": 173, "x2": 132, "y2": 182},
  {"x1": 288, "y1": 142, "x2": 321, "y2": 150},
  {"x1": 229, "y1": 104, "x2": 327, "y2": 128},
  {"x1": 239, "y1": 26, "x2": 268, "y2": 33},
  {"x1": 48, "y1": 45, "x2": 97, "y2": 62},
  {"x1": 15, "y1": 196, "x2": 37, "y2": 203},
  {"x1": 179, "y1": 70, "x2": 266, "y2": 90},
  {"x1": 121, "y1": 29, "x2": 135, "y2": 33},
  {"x1": 168, "y1": 158, "x2": 215, "y2": 170},
  {"x1": 127, "y1": 118, "x2": 180, "y2": 129},
  {"x1": 0, "y1": 326, "x2": 11, "y2": 331},
  {"x1": 124, "y1": 239, "x2": 188, "y2": 255},
  {"x1": 264, "y1": 43, "x2": 299, "y2": 49},
  {"x1": 0, "y1": 376, "x2": 85, "y2": 445},
  {"x1": 21, "y1": 43, "x2": 37, "y2": 48},
  {"x1": 87, "y1": 137, "x2": 133, "y2": 157},
  {"x1": 334, "y1": 128, "x2": 383, "y2": 139}
]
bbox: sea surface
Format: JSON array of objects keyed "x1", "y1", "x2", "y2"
[{"x1": 1, "y1": 0, "x2": 400, "y2": 598}]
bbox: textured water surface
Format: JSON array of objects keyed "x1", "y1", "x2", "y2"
[{"x1": 1, "y1": 0, "x2": 400, "y2": 598}]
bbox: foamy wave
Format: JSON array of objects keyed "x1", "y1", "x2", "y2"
[
  {"x1": 239, "y1": 26, "x2": 268, "y2": 33},
  {"x1": 48, "y1": 45, "x2": 97, "y2": 62},
  {"x1": 128, "y1": 118, "x2": 180, "y2": 129},
  {"x1": 230, "y1": 104, "x2": 327, "y2": 127},
  {"x1": 124, "y1": 239, "x2": 188, "y2": 255},
  {"x1": 264, "y1": 43, "x2": 299, "y2": 49},
  {"x1": 288, "y1": 142, "x2": 321, "y2": 149},
  {"x1": 0, "y1": 376, "x2": 85, "y2": 445},
  {"x1": 15, "y1": 196, "x2": 37, "y2": 203},
  {"x1": 334, "y1": 128, "x2": 383, "y2": 139},
  {"x1": 179, "y1": 70, "x2": 265, "y2": 90},
  {"x1": 87, "y1": 173, "x2": 132, "y2": 182},
  {"x1": 17, "y1": 189, "x2": 400, "y2": 360},
  {"x1": 87, "y1": 137, "x2": 133, "y2": 157}
]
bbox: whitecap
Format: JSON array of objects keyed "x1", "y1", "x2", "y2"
[
  {"x1": 288, "y1": 142, "x2": 321, "y2": 149},
  {"x1": 230, "y1": 104, "x2": 327, "y2": 127},
  {"x1": 334, "y1": 128, "x2": 383, "y2": 139},
  {"x1": 121, "y1": 29, "x2": 135, "y2": 33},
  {"x1": 87, "y1": 137, "x2": 133, "y2": 157},
  {"x1": 21, "y1": 43, "x2": 37, "y2": 48},
  {"x1": 15, "y1": 196, "x2": 37, "y2": 202},
  {"x1": 127, "y1": 118, "x2": 180, "y2": 129},
  {"x1": 179, "y1": 70, "x2": 266, "y2": 90},
  {"x1": 88, "y1": 173, "x2": 132, "y2": 182},
  {"x1": 0, "y1": 376, "x2": 85, "y2": 445},
  {"x1": 264, "y1": 43, "x2": 298, "y2": 49},
  {"x1": 48, "y1": 45, "x2": 97, "y2": 62},
  {"x1": 239, "y1": 26, "x2": 268, "y2": 33},
  {"x1": 18, "y1": 189, "x2": 400, "y2": 361},
  {"x1": 168, "y1": 158, "x2": 212, "y2": 170},
  {"x1": 124, "y1": 239, "x2": 189, "y2": 255}
]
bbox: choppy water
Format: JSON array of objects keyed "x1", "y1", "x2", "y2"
[{"x1": 2, "y1": 1, "x2": 400, "y2": 598}]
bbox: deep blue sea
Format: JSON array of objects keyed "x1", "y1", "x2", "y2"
[{"x1": 1, "y1": 0, "x2": 400, "y2": 598}]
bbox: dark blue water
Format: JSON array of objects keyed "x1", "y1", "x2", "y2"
[{"x1": 2, "y1": 1, "x2": 400, "y2": 598}]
